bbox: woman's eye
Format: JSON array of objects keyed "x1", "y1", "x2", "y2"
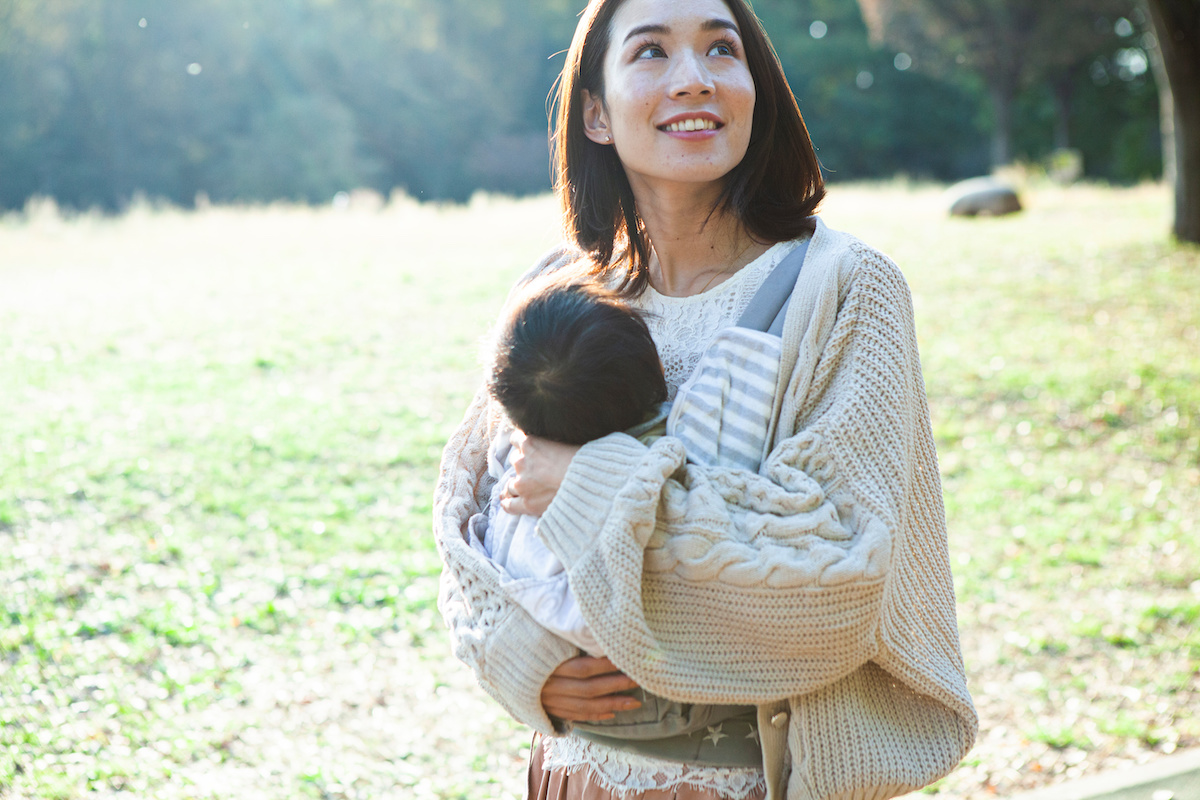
[
  {"x1": 709, "y1": 41, "x2": 736, "y2": 57},
  {"x1": 635, "y1": 44, "x2": 667, "y2": 59}
]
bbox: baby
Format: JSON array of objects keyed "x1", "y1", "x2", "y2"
[
  {"x1": 468, "y1": 274, "x2": 784, "y2": 750},
  {"x1": 478, "y1": 277, "x2": 670, "y2": 657}
]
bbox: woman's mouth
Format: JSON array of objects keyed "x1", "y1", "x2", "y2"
[{"x1": 658, "y1": 117, "x2": 722, "y2": 133}]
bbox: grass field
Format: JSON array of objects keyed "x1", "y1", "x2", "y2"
[{"x1": 1, "y1": 183, "x2": 1197, "y2": 799}]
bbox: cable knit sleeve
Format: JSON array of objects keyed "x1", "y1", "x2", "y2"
[{"x1": 535, "y1": 232, "x2": 970, "y2": 720}]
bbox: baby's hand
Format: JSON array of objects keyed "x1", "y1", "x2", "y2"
[{"x1": 500, "y1": 430, "x2": 579, "y2": 517}]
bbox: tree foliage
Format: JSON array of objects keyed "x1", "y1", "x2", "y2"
[
  {"x1": 0, "y1": 0, "x2": 1165, "y2": 211},
  {"x1": 858, "y1": 0, "x2": 1139, "y2": 165}
]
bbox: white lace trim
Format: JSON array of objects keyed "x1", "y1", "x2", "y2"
[
  {"x1": 633, "y1": 239, "x2": 803, "y2": 399},
  {"x1": 541, "y1": 735, "x2": 765, "y2": 800}
]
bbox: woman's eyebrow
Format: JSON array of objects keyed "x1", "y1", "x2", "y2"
[
  {"x1": 621, "y1": 18, "x2": 740, "y2": 45},
  {"x1": 623, "y1": 23, "x2": 669, "y2": 43},
  {"x1": 702, "y1": 18, "x2": 740, "y2": 35}
]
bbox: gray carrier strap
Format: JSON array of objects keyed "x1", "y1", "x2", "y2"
[
  {"x1": 734, "y1": 237, "x2": 811, "y2": 336},
  {"x1": 575, "y1": 707, "x2": 762, "y2": 767}
]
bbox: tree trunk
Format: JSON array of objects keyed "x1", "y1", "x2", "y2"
[
  {"x1": 1144, "y1": 0, "x2": 1200, "y2": 243},
  {"x1": 988, "y1": 84, "x2": 1014, "y2": 167},
  {"x1": 1147, "y1": 19, "x2": 1178, "y2": 191},
  {"x1": 1051, "y1": 79, "x2": 1073, "y2": 151}
]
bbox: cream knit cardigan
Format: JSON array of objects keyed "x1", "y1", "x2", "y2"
[{"x1": 433, "y1": 218, "x2": 978, "y2": 800}]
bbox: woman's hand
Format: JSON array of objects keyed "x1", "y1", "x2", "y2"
[
  {"x1": 500, "y1": 430, "x2": 579, "y2": 517},
  {"x1": 541, "y1": 656, "x2": 642, "y2": 722}
]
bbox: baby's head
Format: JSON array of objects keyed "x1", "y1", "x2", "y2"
[{"x1": 489, "y1": 276, "x2": 666, "y2": 446}]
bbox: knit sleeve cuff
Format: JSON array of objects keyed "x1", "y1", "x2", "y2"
[
  {"x1": 484, "y1": 608, "x2": 581, "y2": 735},
  {"x1": 536, "y1": 432, "x2": 649, "y2": 569}
]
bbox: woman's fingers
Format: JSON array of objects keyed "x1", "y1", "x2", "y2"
[
  {"x1": 541, "y1": 656, "x2": 642, "y2": 722},
  {"x1": 542, "y1": 682, "x2": 641, "y2": 720}
]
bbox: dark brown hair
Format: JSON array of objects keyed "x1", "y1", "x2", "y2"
[
  {"x1": 550, "y1": 0, "x2": 826, "y2": 296},
  {"x1": 489, "y1": 278, "x2": 667, "y2": 445}
]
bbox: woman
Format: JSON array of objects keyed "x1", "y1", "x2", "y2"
[{"x1": 433, "y1": 0, "x2": 978, "y2": 798}]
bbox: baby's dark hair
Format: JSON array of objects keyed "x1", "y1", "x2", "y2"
[{"x1": 489, "y1": 277, "x2": 667, "y2": 446}]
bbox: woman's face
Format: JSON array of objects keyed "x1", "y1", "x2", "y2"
[{"x1": 583, "y1": 0, "x2": 756, "y2": 196}]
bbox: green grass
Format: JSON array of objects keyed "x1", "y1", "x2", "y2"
[
  {"x1": 2, "y1": 184, "x2": 1198, "y2": 798},
  {"x1": 1, "y1": 194, "x2": 552, "y2": 799}
]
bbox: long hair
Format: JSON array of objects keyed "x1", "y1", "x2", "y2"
[
  {"x1": 489, "y1": 277, "x2": 667, "y2": 445},
  {"x1": 550, "y1": 0, "x2": 825, "y2": 296}
]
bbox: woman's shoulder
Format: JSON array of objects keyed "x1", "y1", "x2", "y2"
[
  {"x1": 495, "y1": 244, "x2": 588, "y2": 315},
  {"x1": 805, "y1": 217, "x2": 910, "y2": 298},
  {"x1": 809, "y1": 218, "x2": 901, "y2": 274},
  {"x1": 517, "y1": 243, "x2": 586, "y2": 287}
]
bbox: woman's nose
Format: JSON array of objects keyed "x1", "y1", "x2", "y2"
[{"x1": 668, "y1": 50, "x2": 715, "y2": 97}]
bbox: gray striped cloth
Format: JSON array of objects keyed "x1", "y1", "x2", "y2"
[{"x1": 666, "y1": 326, "x2": 782, "y2": 471}]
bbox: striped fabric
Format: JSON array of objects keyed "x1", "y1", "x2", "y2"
[{"x1": 666, "y1": 327, "x2": 782, "y2": 472}]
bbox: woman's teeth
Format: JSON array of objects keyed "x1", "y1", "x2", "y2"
[{"x1": 663, "y1": 119, "x2": 718, "y2": 132}]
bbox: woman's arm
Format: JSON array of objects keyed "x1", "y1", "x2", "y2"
[{"x1": 529, "y1": 244, "x2": 970, "y2": 721}]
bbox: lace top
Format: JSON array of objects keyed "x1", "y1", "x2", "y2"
[
  {"x1": 539, "y1": 238, "x2": 803, "y2": 799},
  {"x1": 633, "y1": 240, "x2": 802, "y2": 399}
]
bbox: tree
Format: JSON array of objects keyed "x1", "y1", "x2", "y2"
[
  {"x1": 0, "y1": 0, "x2": 1164, "y2": 208},
  {"x1": 1025, "y1": 2, "x2": 1133, "y2": 151},
  {"x1": 858, "y1": 0, "x2": 1135, "y2": 167},
  {"x1": 756, "y1": 0, "x2": 990, "y2": 180},
  {"x1": 1144, "y1": 0, "x2": 1200, "y2": 242}
]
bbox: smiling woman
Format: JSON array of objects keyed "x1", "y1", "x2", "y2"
[
  {"x1": 579, "y1": 1, "x2": 757, "y2": 200},
  {"x1": 433, "y1": 1, "x2": 977, "y2": 798},
  {"x1": 554, "y1": 0, "x2": 824, "y2": 299}
]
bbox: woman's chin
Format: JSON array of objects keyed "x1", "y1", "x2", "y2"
[{"x1": 626, "y1": 166, "x2": 738, "y2": 196}]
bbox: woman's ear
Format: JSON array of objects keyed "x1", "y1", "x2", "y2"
[{"x1": 581, "y1": 89, "x2": 613, "y2": 145}]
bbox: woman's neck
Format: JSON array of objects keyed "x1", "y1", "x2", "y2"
[{"x1": 632, "y1": 180, "x2": 770, "y2": 297}]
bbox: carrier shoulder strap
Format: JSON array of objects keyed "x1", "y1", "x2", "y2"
[{"x1": 734, "y1": 236, "x2": 811, "y2": 336}]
